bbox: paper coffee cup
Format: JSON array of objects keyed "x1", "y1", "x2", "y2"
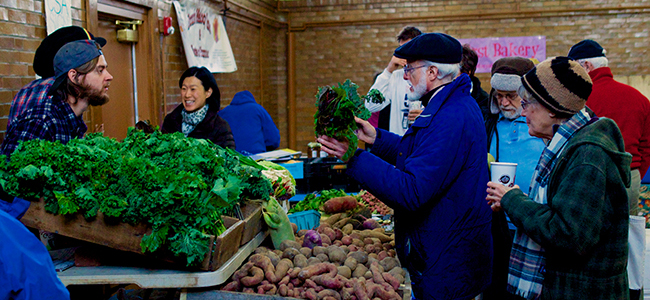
[
  {"x1": 490, "y1": 162, "x2": 517, "y2": 187},
  {"x1": 408, "y1": 100, "x2": 422, "y2": 111}
]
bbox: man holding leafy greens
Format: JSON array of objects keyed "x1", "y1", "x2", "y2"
[{"x1": 318, "y1": 32, "x2": 492, "y2": 299}]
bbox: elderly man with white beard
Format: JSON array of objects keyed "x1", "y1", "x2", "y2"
[
  {"x1": 318, "y1": 33, "x2": 493, "y2": 299},
  {"x1": 482, "y1": 57, "x2": 547, "y2": 300}
]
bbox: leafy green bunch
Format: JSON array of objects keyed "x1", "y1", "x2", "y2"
[
  {"x1": 314, "y1": 80, "x2": 384, "y2": 161},
  {"x1": 0, "y1": 129, "x2": 272, "y2": 267},
  {"x1": 288, "y1": 188, "x2": 348, "y2": 213}
]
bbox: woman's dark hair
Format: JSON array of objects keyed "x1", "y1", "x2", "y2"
[{"x1": 179, "y1": 66, "x2": 221, "y2": 108}]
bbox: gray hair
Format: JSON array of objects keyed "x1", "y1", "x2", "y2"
[
  {"x1": 577, "y1": 56, "x2": 609, "y2": 69},
  {"x1": 421, "y1": 60, "x2": 460, "y2": 82},
  {"x1": 517, "y1": 84, "x2": 537, "y2": 106}
]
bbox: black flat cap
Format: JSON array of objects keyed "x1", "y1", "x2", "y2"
[
  {"x1": 567, "y1": 39, "x2": 606, "y2": 60},
  {"x1": 394, "y1": 33, "x2": 462, "y2": 64},
  {"x1": 33, "y1": 26, "x2": 107, "y2": 78}
]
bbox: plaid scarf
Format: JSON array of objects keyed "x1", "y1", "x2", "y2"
[
  {"x1": 181, "y1": 104, "x2": 209, "y2": 136},
  {"x1": 507, "y1": 108, "x2": 592, "y2": 299}
]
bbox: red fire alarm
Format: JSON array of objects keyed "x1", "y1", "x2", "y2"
[{"x1": 163, "y1": 16, "x2": 174, "y2": 36}]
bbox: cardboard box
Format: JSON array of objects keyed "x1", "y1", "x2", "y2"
[{"x1": 21, "y1": 199, "x2": 244, "y2": 271}]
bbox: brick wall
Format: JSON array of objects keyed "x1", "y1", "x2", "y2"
[
  {"x1": 284, "y1": 0, "x2": 650, "y2": 150},
  {"x1": 0, "y1": 0, "x2": 648, "y2": 150}
]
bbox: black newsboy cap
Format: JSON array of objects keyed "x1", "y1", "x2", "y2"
[
  {"x1": 394, "y1": 33, "x2": 462, "y2": 64},
  {"x1": 567, "y1": 39, "x2": 606, "y2": 60}
]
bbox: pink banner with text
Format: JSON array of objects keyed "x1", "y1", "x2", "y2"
[{"x1": 458, "y1": 36, "x2": 546, "y2": 73}]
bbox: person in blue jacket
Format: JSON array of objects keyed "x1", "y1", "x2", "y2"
[
  {"x1": 0, "y1": 206, "x2": 70, "y2": 299},
  {"x1": 218, "y1": 90, "x2": 280, "y2": 154},
  {"x1": 318, "y1": 33, "x2": 493, "y2": 299}
]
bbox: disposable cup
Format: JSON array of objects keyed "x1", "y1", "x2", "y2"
[
  {"x1": 408, "y1": 100, "x2": 422, "y2": 111},
  {"x1": 490, "y1": 162, "x2": 517, "y2": 187}
]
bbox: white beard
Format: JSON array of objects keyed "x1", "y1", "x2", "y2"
[
  {"x1": 500, "y1": 104, "x2": 523, "y2": 120},
  {"x1": 407, "y1": 77, "x2": 428, "y2": 101}
]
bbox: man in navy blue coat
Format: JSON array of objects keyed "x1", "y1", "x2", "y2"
[{"x1": 319, "y1": 33, "x2": 493, "y2": 299}]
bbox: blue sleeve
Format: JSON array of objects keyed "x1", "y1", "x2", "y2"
[
  {"x1": 347, "y1": 115, "x2": 475, "y2": 213},
  {"x1": 366, "y1": 129, "x2": 401, "y2": 165},
  {"x1": 0, "y1": 210, "x2": 70, "y2": 300},
  {"x1": 259, "y1": 107, "x2": 280, "y2": 150}
]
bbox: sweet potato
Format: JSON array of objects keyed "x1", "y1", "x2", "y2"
[
  {"x1": 317, "y1": 289, "x2": 342, "y2": 300},
  {"x1": 354, "y1": 230, "x2": 393, "y2": 243},
  {"x1": 249, "y1": 254, "x2": 277, "y2": 283},
  {"x1": 323, "y1": 213, "x2": 343, "y2": 226},
  {"x1": 377, "y1": 251, "x2": 388, "y2": 261},
  {"x1": 369, "y1": 262, "x2": 385, "y2": 285},
  {"x1": 221, "y1": 281, "x2": 240, "y2": 291},
  {"x1": 323, "y1": 196, "x2": 358, "y2": 214},
  {"x1": 232, "y1": 262, "x2": 254, "y2": 282},
  {"x1": 304, "y1": 288, "x2": 318, "y2": 300},
  {"x1": 333, "y1": 217, "x2": 351, "y2": 229},
  {"x1": 333, "y1": 228, "x2": 344, "y2": 241},
  {"x1": 322, "y1": 227, "x2": 337, "y2": 242},
  {"x1": 353, "y1": 239, "x2": 365, "y2": 248},
  {"x1": 341, "y1": 235, "x2": 353, "y2": 246},
  {"x1": 312, "y1": 274, "x2": 344, "y2": 290},
  {"x1": 299, "y1": 263, "x2": 338, "y2": 280},
  {"x1": 257, "y1": 283, "x2": 276, "y2": 295},
  {"x1": 289, "y1": 267, "x2": 302, "y2": 278},
  {"x1": 274, "y1": 258, "x2": 293, "y2": 282},
  {"x1": 243, "y1": 287, "x2": 255, "y2": 294},
  {"x1": 340, "y1": 287, "x2": 354, "y2": 300},
  {"x1": 279, "y1": 274, "x2": 291, "y2": 286},
  {"x1": 382, "y1": 272, "x2": 400, "y2": 290},
  {"x1": 240, "y1": 266, "x2": 264, "y2": 286},
  {"x1": 320, "y1": 234, "x2": 332, "y2": 246},
  {"x1": 304, "y1": 279, "x2": 319, "y2": 290},
  {"x1": 352, "y1": 278, "x2": 369, "y2": 300},
  {"x1": 278, "y1": 284, "x2": 288, "y2": 297},
  {"x1": 348, "y1": 245, "x2": 359, "y2": 252}
]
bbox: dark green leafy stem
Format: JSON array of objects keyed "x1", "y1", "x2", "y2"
[
  {"x1": 314, "y1": 80, "x2": 385, "y2": 161},
  {"x1": 0, "y1": 129, "x2": 273, "y2": 267}
]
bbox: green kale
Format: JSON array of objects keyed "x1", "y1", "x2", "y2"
[
  {"x1": 0, "y1": 128, "x2": 273, "y2": 267},
  {"x1": 314, "y1": 80, "x2": 384, "y2": 161}
]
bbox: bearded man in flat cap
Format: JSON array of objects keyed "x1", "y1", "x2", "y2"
[{"x1": 318, "y1": 32, "x2": 492, "y2": 299}]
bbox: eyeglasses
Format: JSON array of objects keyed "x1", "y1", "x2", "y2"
[
  {"x1": 495, "y1": 92, "x2": 519, "y2": 102},
  {"x1": 520, "y1": 99, "x2": 536, "y2": 110},
  {"x1": 403, "y1": 64, "x2": 428, "y2": 76}
]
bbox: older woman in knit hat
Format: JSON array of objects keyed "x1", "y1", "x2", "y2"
[{"x1": 486, "y1": 56, "x2": 631, "y2": 300}]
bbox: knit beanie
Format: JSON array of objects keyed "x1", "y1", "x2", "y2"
[
  {"x1": 488, "y1": 57, "x2": 535, "y2": 114},
  {"x1": 521, "y1": 56, "x2": 592, "y2": 116}
]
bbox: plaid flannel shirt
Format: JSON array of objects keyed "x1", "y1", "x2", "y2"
[
  {"x1": 8, "y1": 77, "x2": 55, "y2": 128},
  {"x1": 1, "y1": 94, "x2": 87, "y2": 157}
]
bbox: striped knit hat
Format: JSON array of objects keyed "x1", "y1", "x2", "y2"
[{"x1": 521, "y1": 56, "x2": 592, "y2": 116}]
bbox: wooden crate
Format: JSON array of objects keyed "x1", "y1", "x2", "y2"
[
  {"x1": 21, "y1": 199, "x2": 244, "y2": 271},
  {"x1": 238, "y1": 201, "x2": 264, "y2": 247}
]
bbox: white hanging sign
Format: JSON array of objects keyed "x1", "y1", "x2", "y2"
[
  {"x1": 44, "y1": 0, "x2": 72, "y2": 35},
  {"x1": 173, "y1": 1, "x2": 237, "y2": 73}
]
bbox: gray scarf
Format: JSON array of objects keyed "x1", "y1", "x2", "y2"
[{"x1": 181, "y1": 104, "x2": 209, "y2": 136}]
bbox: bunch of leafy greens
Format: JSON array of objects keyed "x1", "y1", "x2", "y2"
[
  {"x1": 314, "y1": 80, "x2": 384, "y2": 161},
  {"x1": 0, "y1": 129, "x2": 272, "y2": 267},
  {"x1": 288, "y1": 189, "x2": 348, "y2": 213}
]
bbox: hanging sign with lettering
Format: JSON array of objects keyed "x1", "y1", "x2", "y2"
[
  {"x1": 45, "y1": 0, "x2": 72, "y2": 35},
  {"x1": 173, "y1": 1, "x2": 237, "y2": 73},
  {"x1": 458, "y1": 36, "x2": 546, "y2": 73}
]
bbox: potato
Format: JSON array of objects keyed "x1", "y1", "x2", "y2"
[
  {"x1": 326, "y1": 246, "x2": 346, "y2": 264},
  {"x1": 293, "y1": 254, "x2": 308, "y2": 268},
  {"x1": 368, "y1": 253, "x2": 378, "y2": 260},
  {"x1": 347, "y1": 250, "x2": 368, "y2": 264},
  {"x1": 297, "y1": 229, "x2": 308, "y2": 237},
  {"x1": 282, "y1": 248, "x2": 300, "y2": 260},
  {"x1": 266, "y1": 251, "x2": 281, "y2": 267},
  {"x1": 312, "y1": 246, "x2": 327, "y2": 257},
  {"x1": 337, "y1": 266, "x2": 352, "y2": 279},
  {"x1": 363, "y1": 238, "x2": 374, "y2": 245},
  {"x1": 341, "y1": 224, "x2": 354, "y2": 235},
  {"x1": 320, "y1": 234, "x2": 332, "y2": 245},
  {"x1": 352, "y1": 239, "x2": 365, "y2": 248},
  {"x1": 344, "y1": 257, "x2": 358, "y2": 271},
  {"x1": 299, "y1": 247, "x2": 312, "y2": 258},
  {"x1": 379, "y1": 257, "x2": 400, "y2": 272},
  {"x1": 352, "y1": 264, "x2": 368, "y2": 278},
  {"x1": 280, "y1": 240, "x2": 303, "y2": 251},
  {"x1": 341, "y1": 236, "x2": 352, "y2": 246},
  {"x1": 316, "y1": 253, "x2": 329, "y2": 262},
  {"x1": 307, "y1": 257, "x2": 321, "y2": 266}
]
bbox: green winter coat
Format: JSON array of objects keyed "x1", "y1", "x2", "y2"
[{"x1": 502, "y1": 117, "x2": 631, "y2": 300}]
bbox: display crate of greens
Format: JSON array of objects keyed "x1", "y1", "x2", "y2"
[
  {"x1": 237, "y1": 201, "x2": 264, "y2": 246},
  {"x1": 0, "y1": 129, "x2": 273, "y2": 271}
]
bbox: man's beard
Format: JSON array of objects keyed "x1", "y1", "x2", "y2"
[
  {"x1": 406, "y1": 76, "x2": 428, "y2": 101},
  {"x1": 500, "y1": 104, "x2": 523, "y2": 119},
  {"x1": 78, "y1": 83, "x2": 110, "y2": 106}
]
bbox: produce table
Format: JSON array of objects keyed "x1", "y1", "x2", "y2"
[{"x1": 58, "y1": 231, "x2": 267, "y2": 288}]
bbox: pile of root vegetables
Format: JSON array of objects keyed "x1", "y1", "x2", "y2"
[
  {"x1": 221, "y1": 221, "x2": 406, "y2": 299},
  {"x1": 358, "y1": 190, "x2": 393, "y2": 216}
]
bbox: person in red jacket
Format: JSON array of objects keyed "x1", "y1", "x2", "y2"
[{"x1": 569, "y1": 39, "x2": 649, "y2": 300}]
